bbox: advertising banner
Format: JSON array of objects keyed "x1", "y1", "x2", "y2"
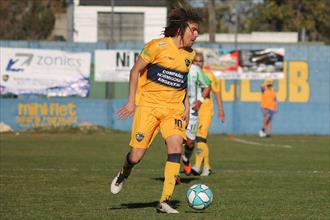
[
  {"x1": 95, "y1": 50, "x2": 140, "y2": 82},
  {"x1": 0, "y1": 48, "x2": 91, "y2": 97},
  {"x1": 94, "y1": 48, "x2": 284, "y2": 82},
  {"x1": 196, "y1": 48, "x2": 285, "y2": 79}
]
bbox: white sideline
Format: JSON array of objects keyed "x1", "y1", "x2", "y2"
[{"x1": 233, "y1": 137, "x2": 293, "y2": 149}]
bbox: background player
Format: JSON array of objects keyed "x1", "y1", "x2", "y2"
[
  {"x1": 191, "y1": 52, "x2": 225, "y2": 176},
  {"x1": 110, "y1": 7, "x2": 202, "y2": 214},
  {"x1": 259, "y1": 79, "x2": 277, "y2": 138},
  {"x1": 182, "y1": 61, "x2": 211, "y2": 175}
]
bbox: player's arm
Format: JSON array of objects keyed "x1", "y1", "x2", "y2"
[
  {"x1": 193, "y1": 70, "x2": 211, "y2": 111},
  {"x1": 200, "y1": 86, "x2": 211, "y2": 103},
  {"x1": 117, "y1": 56, "x2": 148, "y2": 119},
  {"x1": 260, "y1": 83, "x2": 266, "y2": 92},
  {"x1": 214, "y1": 89, "x2": 225, "y2": 122},
  {"x1": 183, "y1": 90, "x2": 190, "y2": 124},
  {"x1": 274, "y1": 95, "x2": 278, "y2": 112},
  {"x1": 211, "y1": 75, "x2": 225, "y2": 123}
]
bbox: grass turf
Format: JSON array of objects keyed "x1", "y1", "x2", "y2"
[{"x1": 0, "y1": 131, "x2": 329, "y2": 219}]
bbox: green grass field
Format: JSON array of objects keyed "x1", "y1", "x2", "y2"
[{"x1": 0, "y1": 130, "x2": 329, "y2": 220}]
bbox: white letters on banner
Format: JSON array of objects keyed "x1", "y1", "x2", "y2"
[
  {"x1": 0, "y1": 48, "x2": 91, "y2": 97},
  {"x1": 95, "y1": 50, "x2": 140, "y2": 82}
]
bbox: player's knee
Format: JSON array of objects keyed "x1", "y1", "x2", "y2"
[
  {"x1": 166, "y1": 136, "x2": 184, "y2": 153},
  {"x1": 127, "y1": 152, "x2": 141, "y2": 165},
  {"x1": 186, "y1": 139, "x2": 195, "y2": 148},
  {"x1": 171, "y1": 145, "x2": 182, "y2": 154}
]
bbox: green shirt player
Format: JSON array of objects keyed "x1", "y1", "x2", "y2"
[{"x1": 182, "y1": 63, "x2": 211, "y2": 175}]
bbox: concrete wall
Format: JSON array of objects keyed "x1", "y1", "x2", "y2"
[{"x1": 0, "y1": 40, "x2": 329, "y2": 135}]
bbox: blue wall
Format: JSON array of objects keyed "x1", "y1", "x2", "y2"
[{"x1": 1, "y1": 41, "x2": 329, "y2": 135}]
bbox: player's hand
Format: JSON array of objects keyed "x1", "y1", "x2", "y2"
[
  {"x1": 218, "y1": 109, "x2": 225, "y2": 123},
  {"x1": 192, "y1": 100, "x2": 202, "y2": 111},
  {"x1": 117, "y1": 102, "x2": 135, "y2": 119},
  {"x1": 182, "y1": 107, "x2": 189, "y2": 125}
]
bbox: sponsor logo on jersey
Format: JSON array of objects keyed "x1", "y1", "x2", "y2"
[
  {"x1": 158, "y1": 42, "x2": 168, "y2": 46},
  {"x1": 136, "y1": 132, "x2": 144, "y2": 142},
  {"x1": 146, "y1": 64, "x2": 187, "y2": 89},
  {"x1": 141, "y1": 49, "x2": 151, "y2": 57},
  {"x1": 185, "y1": 58, "x2": 191, "y2": 67}
]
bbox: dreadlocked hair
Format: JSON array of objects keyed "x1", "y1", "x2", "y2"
[{"x1": 163, "y1": 7, "x2": 203, "y2": 38}]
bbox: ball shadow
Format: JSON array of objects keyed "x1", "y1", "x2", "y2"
[{"x1": 152, "y1": 176, "x2": 200, "y2": 184}]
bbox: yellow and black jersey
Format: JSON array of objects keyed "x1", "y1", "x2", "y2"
[{"x1": 137, "y1": 37, "x2": 195, "y2": 110}]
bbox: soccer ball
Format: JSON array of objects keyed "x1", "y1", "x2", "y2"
[
  {"x1": 259, "y1": 130, "x2": 267, "y2": 138},
  {"x1": 186, "y1": 184, "x2": 213, "y2": 210}
]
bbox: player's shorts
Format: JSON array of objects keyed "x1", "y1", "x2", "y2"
[
  {"x1": 186, "y1": 109, "x2": 199, "y2": 140},
  {"x1": 196, "y1": 106, "x2": 213, "y2": 139},
  {"x1": 262, "y1": 108, "x2": 275, "y2": 119},
  {"x1": 129, "y1": 105, "x2": 186, "y2": 149}
]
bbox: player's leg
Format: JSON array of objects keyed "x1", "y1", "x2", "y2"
[
  {"x1": 199, "y1": 138, "x2": 211, "y2": 176},
  {"x1": 259, "y1": 108, "x2": 268, "y2": 137},
  {"x1": 193, "y1": 110, "x2": 212, "y2": 176},
  {"x1": 264, "y1": 109, "x2": 274, "y2": 137},
  {"x1": 111, "y1": 106, "x2": 159, "y2": 194},
  {"x1": 157, "y1": 135, "x2": 182, "y2": 213},
  {"x1": 157, "y1": 110, "x2": 186, "y2": 213},
  {"x1": 182, "y1": 138, "x2": 194, "y2": 175},
  {"x1": 182, "y1": 109, "x2": 198, "y2": 175},
  {"x1": 111, "y1": 148, "x2": 146, "y2": 194},
  {"x1": 192, "y1": 141, "x2": 203, "y2": 175},
  {"x1": 267, "y1": 120, "x2": 272, "y2": 137}
]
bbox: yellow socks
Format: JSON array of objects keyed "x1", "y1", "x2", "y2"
[
  {"x1": 194, "y1": 142, "x2": 210, "y2": 170},
  {"x1": 202, "y1": 142, "x2": 210, "y2": 169},
  {"x1": 160, "y1": 154, "x2": 181, "y2": 202},
  {"x1": 194, "y1": 143, "x2": 204, "y2": 170}
]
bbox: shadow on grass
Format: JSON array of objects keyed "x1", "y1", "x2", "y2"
[
  {"x1": 185, "y1": 210, "x2": 211, "y2": 213},
  {"x1": 152, "y1": 176, "x2": 199, "y2": 184},
  {"x1": 109, "y1": 200, "x2": 181, "y2": 209}
]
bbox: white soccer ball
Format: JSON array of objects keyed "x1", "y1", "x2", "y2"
[
  {"x1": 186, "y1": 184, "x2": 213, "y2": 210},
  {"x1": 259, "y1": 130, "x2": 266, "y2": 138}
]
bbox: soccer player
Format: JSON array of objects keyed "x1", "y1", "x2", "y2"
[
  {"x1": 182, "y1": 59, "x2": 211, "y2": 175},
  {"x1": 259, "y1": 79, "x2": 277, "y2": 137},
  {"x1": 182, "y1": 60, "x2": 211, "y2": 176},
  {"x1": 110, "y1": 7, "x2": 202, "y2": 214},
  {"x1": 191, "y1": 52, "x2": 225, "y2": 176}
]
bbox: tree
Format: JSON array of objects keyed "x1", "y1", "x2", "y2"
[
  {"x1": 208, "y1": 0, "x2": 216, "y2": 42},
  {"x1": 166, "y1": 0, "x2": 190, "y2": 12},
  {"x1": 0, "y1": 0, "x2": 65, "y2": 40},
  {"x1": 243, "y1": 0, "x2": 330, "y2": 44}
]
